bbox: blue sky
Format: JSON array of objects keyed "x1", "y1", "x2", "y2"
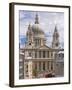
[{"x1": 19, "y1": 10, "x2": 64, "y2": 48}]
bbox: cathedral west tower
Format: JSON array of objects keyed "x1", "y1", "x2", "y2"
[{"x1": 52, "y1": 25, "x2": 60, "y2": 49}]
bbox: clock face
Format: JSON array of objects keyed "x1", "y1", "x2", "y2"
[{"x1": 29, "y1": 42, "x2": 31, "y2": 45}]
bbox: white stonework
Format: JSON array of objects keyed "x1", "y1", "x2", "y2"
[{"x1": 28, "y1": 61, "x2": 33, "y2": 79}]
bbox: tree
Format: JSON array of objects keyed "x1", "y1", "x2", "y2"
[{"x1": 32, "y1": 68, "x2": 38, "y2": 78}]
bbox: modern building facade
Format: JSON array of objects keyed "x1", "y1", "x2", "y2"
[{"x1": 19, "y1": 14, "x2": 64, "y2": 79}]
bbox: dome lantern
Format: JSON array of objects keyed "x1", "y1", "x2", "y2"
[{"x1": 35, "y1": 13, "x2": 39, "y2": 24}]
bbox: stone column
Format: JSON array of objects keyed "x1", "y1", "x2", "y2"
[
  {"x1": 41, "y1": 51, "x2": 43, "y2": 58},
  {"x1": 45, "y1": 61, "x2": 47, "y2": 71},
  {"x1": 53, "y1": 62, "x2": 55, "y2": 71},
  {"x1": 46, "y1": 51, "x2": 47, "y2": 58},
  {"x1": 51, "y1": 51, "x2": 53, "y2": 58},
  {"x1": 49, "y1": 61, "x2": 51, "y2": 71},
  {"x1": 24, "y1": 62, "x2": 26, "y2": 79},
  {"x1": 37, "y1": 51, "x2": 39, "y2": 58},
  {"x1": 49, "y1": 51, "x2": 51, "y2": 58},
  {"x1": 47, "y1": 61, "x2": 48, "y2": 70},
  {"x1": 32, "y1": 50, "x2": 35, "y2": 58},
  {"x1": 41, "y1": 62, "x2": 43, "y2": 71},
  {"x1": 37, "y1": 62, "x2": 39, "y2": 71},
  {"x1": 28, "y1": 61, "x2": 33, "y2": 79}
]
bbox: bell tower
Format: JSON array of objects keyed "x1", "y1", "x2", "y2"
[
  {"x1": 26, "y1": 23, "x2": 34, "y2": 46},
  {"x1": 52, "y1": 25, "x2": 59, "y2": 49}
]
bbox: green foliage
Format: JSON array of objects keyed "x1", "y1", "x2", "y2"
[{"x1": 32, "y1": 68, "x2": 38, "y2": 77}]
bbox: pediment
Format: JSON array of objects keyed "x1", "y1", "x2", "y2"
[{"x1": 39, "y1": 45, "x2": 51, "y2": 49}]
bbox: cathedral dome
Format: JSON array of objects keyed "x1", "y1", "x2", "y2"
[
  {"x1": 31, "y1": 13, "x2": 45, "y2": 38},
  {"x1": 32, "y1": 24, "x2": 44, "y2": 35}
]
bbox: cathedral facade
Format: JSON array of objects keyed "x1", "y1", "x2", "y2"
[{"x1": 19, "y1": 14, "x2": 64, "y2": 79}]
